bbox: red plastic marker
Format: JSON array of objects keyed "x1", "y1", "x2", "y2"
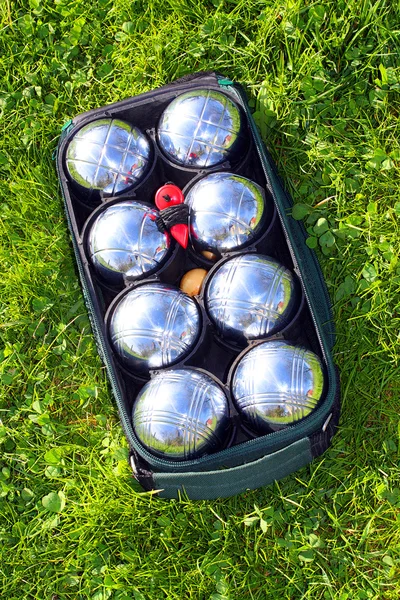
[{"x1": 155, "y1": 183, "x2": 188, "y2": 249}]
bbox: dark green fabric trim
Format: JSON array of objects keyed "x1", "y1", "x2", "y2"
[{"x1": 154, "y1": 438, "x2": 312, "y2": 500}]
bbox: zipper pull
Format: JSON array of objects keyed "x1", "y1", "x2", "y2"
[
  {"x1": 61, "y1": 119, "x2": 73, "y2": 132},
  {"x1": 53, "y1": 119, "x2": 74, "y2": 160},
  {"x1": 218, "y1": 78, "x2": 234, "y2": 86}
]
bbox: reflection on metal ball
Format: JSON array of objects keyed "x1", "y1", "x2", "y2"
[
  {"x1": 132, "y1": 368, "x2": 230, "y2": 460},
  {"x1": 186, "y1": 172, "x2": 266, "y2": 255},
  {"x1": 157, "y1": 90, "x2": 243, "y2": 168},
  {"x1": 205, "y1": 254, "x2": 297, "y2": 345},
  {"x1": 232, "y1": 340, "x2": 325, "y2": 432},
  {"x1": 65, "y1": 118, "x2": 151, "y2": 199},
  {"x1": 109, "y1": 283, "x2": 201, "y2": 375},
  {"x1": 87, "y1": 201, "x2": 170, "y2": 286}
]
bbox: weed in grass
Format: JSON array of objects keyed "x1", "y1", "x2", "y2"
[{"x1": 1, "y1": 0, "x2": 400, "y2": 598}]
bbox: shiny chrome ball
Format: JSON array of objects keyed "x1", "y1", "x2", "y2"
[
  {"x1": 87, "y1": 201, "x2": 170, "y2": 286},
  {"x1": 157, "y1": 90, "x2": 243, "y2": 168},
  {"x1": 205, "y1": 254, "x2": 297, "y2": 345},
  {"x1": 232, "y1": 341, "x2": 325, "y2": 432},
  {"x1": 109, "y1": 284, "x2": 201, "y2": 375},
  {"x1": 132, "y1": 369, "x2": 230, "y2": 460},
  {"x1": 65, "y1": 118, "x2": 151, "y2": 198},
  {"x1": 186, "y1": 172, "x2": 266, "y2": 255}
]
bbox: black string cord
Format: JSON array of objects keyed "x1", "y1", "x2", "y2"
[{"x1": 156, "y1": 203, "x2": 189, "y2": 233}]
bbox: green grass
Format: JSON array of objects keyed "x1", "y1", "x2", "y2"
[{"x1": 1, "y1": 0, "x2": 400, "y2": 598}]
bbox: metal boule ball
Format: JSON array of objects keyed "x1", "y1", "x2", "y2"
[
  {"x1": 186, "y1": 172, "x2": 266, "y2": 255},
  {"x1": 87, "y1": 201, "x2": 171, "y2": 286},
  {"x1": 157, "y1": 90, "x2": 244, "y2": 168},
  {"x1": 231, "y1": 341, "x2": 325, "y2": 433},
  {"x1": 205, "y1": 254, "x2": 298, "y2": 345},
  {"x1": 109, "y1": 283, "x2": 201, "y2": 375},
  {"x1": 65, "y1": 118, "x2": 151, "y2": 200},
  {"x1": 132, "y1": 368, "x2": 230, "y2": 460}
]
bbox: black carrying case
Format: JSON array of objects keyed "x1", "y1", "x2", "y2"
[{"x1": 55, "y1": 71, "x2": 340, "y2": 500}]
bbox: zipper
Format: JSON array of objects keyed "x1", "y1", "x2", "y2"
[
  {"x1": 225, "y1": 81, "x2": 335, "y2": 344},
  {"x1": 233, "y1": 85, "x2": 330, "y2": 363},
  {"x1": 220, "y1": 80, "x2": 336, "y2": 396},
  {"x1": 68, "y1": 219, "x2": 137, "y2": 445},
  {"x1": 56, "y1": 73, "x2": 337, "y2": 473},
  {"x1": 55, "y1": 160, "x2": 136, "y2": 445}
]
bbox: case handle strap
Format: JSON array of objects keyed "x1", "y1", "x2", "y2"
[{"x1": 152, "y1": 438, "x2": 312, "y2": 500}]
